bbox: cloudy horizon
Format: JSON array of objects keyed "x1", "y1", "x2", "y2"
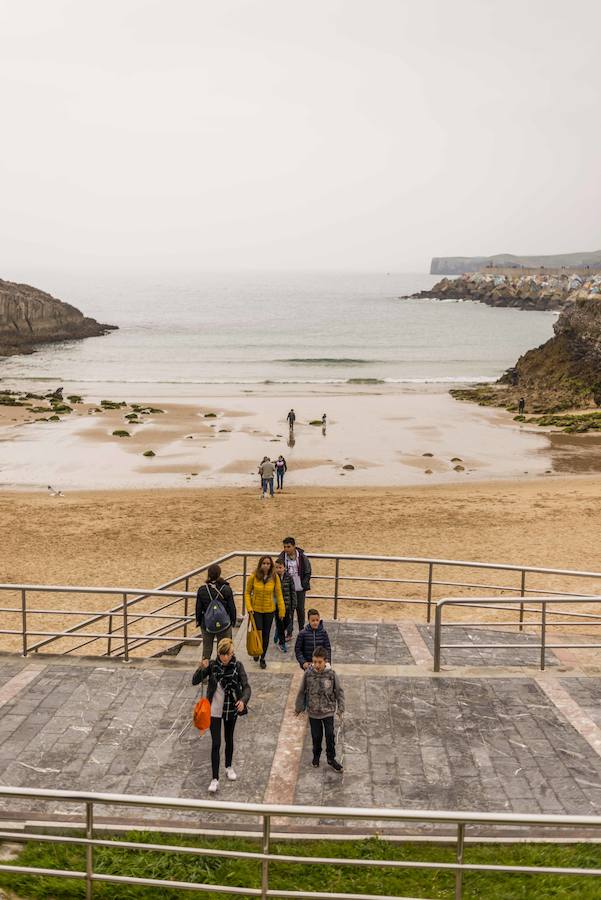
[{"x1": 1, "y1": 0, "x2": 599, "y2": 279}]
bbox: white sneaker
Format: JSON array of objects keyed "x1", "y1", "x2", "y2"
[
  {"x1": 225, "y1": 767, "x2": 237, "y2": 781},
  {"x1": 208, "y1": 778, "x2": 219, "y2": 793}
]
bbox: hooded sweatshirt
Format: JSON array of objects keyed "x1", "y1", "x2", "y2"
[
  {"x1": 295, "y1": 666, "x2": 345, "y2": 719},
  {"x1": 295, "y1": 620, "x2": 331, "y2": 668}
]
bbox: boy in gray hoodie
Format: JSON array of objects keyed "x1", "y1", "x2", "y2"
[{"x1": 295, "y1": 646, "x2": 344, "y2": 771}]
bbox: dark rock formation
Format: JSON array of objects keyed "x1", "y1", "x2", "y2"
[
  {"x1": 0, "y1": 279, "x2": 117, "y2": 356},
  {"x1": 406, "y1": 271, "x2": 601, "y2": 312},
  {"x1": 451, "y1": 298, "x2": 601, "y2": 417},
  {"x1": 431, "y1": 249, "x2": 601, "y2": 275}
]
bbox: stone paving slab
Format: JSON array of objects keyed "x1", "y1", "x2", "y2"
[
  {"x1": 418, "y1": 625, "x2": 559, "y2": 668},
  {"x1": 293, "y1": 676, "x2": 601, "y2": 818},
  {"x1": 270, "y1": 621, "x2": 414, "y2": 668},
  {"x1": 560, "y1": 677, "x2": 601, "y2": 729},
  {"x1": 0, "y1": 656, "x2": 599, "y2": 832}
]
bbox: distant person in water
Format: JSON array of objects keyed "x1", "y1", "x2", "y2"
[
  {"x1": 275, "y1": 455, "x2": 287, "y2": 491},
  {"x1": 287, "y1": 409, "x2": 296, "y2": 431},
  {"x1": 518, "y1": 397, "x2": 525, "y2": 415}
]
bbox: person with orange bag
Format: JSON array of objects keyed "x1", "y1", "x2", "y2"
[
  {"x1": 192, "y1": 637, "x2": 251, "y2": 794},
  {"x1": 244, "y1": 556, "x2": 286, "y2": 669}
]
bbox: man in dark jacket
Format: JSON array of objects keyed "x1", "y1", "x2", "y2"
[
  {"x1": 277, "y1": 536, "x2": 312, "y2": 634},
  {"x1": 196, "y1": 563, "x2": 237, "y2": 661},
  {"x1": 295, "y1": 609, "x2": 331, "y2": 670}
]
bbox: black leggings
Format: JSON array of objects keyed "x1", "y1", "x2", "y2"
[
  {"x1": 210, "y1": 716, "x2": 236, "y2": 779},
  {"x1": 253, "y1": 611, "x2": 274, "y2": 661}
]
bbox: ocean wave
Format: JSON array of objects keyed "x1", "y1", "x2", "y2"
[
  {"x1": 276, "y1": 357, "x2": 381, "y2": 365},
  {"x1": 4, "y1": 375, "x2": 497, "y2": 386}
]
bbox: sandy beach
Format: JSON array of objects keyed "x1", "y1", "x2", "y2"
[
  {"x1": 3, "y1": 382, "x2": 601, "y2": 491},
  {"x1": 1, "y1": 475, "x2": 601, "y2": 657}
]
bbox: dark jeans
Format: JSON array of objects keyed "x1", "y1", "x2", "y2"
[
  {"x1": 295, "y1": 590, "x2": 306, "y2": 632},
  {"x1": 276, "y1": 469, "x2": 285, "y2": 489},
  {"x1": 253, "y1": 610, "x2": 274, "y2": 661},
  {"x1": 201, "y1": 625, "x2": 233, "y2": 661},
  {"x1": 261, "y1": 477, "x2": 274, "y2": 496},
  {"x1": 275, "y1": 611, "x2": 290, "y2": 644},
  {"x1": 210, "y1": 716, "x2": 236, "y2": 779},
  {"x1": 309, "y1": 715, "x2": 335, "y2": 761}
]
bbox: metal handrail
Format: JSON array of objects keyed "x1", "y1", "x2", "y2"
[
  {"x1": 4, "y1": 550, "x2": 601, "y2": 661},
  {"x1": 433, "y1": 595, "x2": 601, "y2": 672},
  {"x1": 0, "y1": 786, "x2": 599, "y2": 900},
  {"x1": 23, "y1": 552, "x2": 237, "y2": 656}
]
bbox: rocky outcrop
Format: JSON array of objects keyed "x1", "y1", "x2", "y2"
[
  {"x1": 407, "y1": 271, "x2": 601, "y2": 311},
  {"x1": 451, "y1": 298, "x2": 601, "y2": 416},
  {"x1": 0, "y1": 279, "x2": 116, "y2": 356},
  {"x1": 431, "y1": 249, "x2": 601, "y2": 275}
]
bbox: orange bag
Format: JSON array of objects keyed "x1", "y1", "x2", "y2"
[{"x1": 193, "y1": 679, "x2": 211, "y2": 732}]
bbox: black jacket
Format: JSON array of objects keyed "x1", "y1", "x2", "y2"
[
  {"x1": 278, "y1": 571, "x2": 297, "y2": 616},
  {"x1": 191, "y1": 657, "x2": 251, "y2": 709},
  {"x1": 277, "y1": 547, "x2": 312, "y2": 592},
  {"x1": 195, "y1": 580, "x2": 237, "y2": 632},
  {"x1": 295, "y1": 620, "x2": 331, "y2": 668}
]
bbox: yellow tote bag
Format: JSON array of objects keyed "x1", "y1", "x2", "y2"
[{"x1": 246, "y1": 610, "x2": 263, "y2": 658}]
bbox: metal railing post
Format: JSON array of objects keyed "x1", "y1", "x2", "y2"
[
  {"x1": 85, "y1": 799, "x2": 94, "y2": 899},
  {"x1": 333, "y1": 558, "x2": 340, "y2": 620},
  {"x1": 426, "y1": 563, "x2": 434, "y2": 623},
  {"x1": 107, "y1": 615, "x2": 113, "y2": 657},
  {"x1": 519, "y1": 570, "x2": 526, "y2": 632},
  {"x1": 242, "y1": 555, "x2": 248, "y2": 615},
  {"x1": 20, "y1": 589, "x2": 28, "y2": 657},
  {"x1": 184, "y1": 577, "x2": 190, "y2": 638},
  {"x1": 455, "y1": 821, "x2": 465, "y2": 899},
  {"x1": 433, "y1": 602, "x2": 443, "y2": 672},
  {"x1": 540, "y1": 601, "x2": 547, "y2": 671},
  {"x1": 261, "y1": 814, "x2": 270, "y2": 900},
  {"x1": 122, "y1": 593, "x2": 129, "y2": 662}
]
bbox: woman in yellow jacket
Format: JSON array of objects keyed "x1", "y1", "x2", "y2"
[{"x1": 245, "y1": 556, "x2": 285, "y2": 669}]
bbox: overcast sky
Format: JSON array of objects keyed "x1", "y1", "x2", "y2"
[{"x1": 1, "y1": 0, "x2": 599, "y2": 275}]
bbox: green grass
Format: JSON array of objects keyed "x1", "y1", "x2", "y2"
[{"x1": 0, "y1": 833, "x2": 600, "y2": 899}]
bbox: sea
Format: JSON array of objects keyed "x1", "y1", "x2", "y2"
[{"x1": 0, "y1": 271, "x2": 556, "y2": 393}]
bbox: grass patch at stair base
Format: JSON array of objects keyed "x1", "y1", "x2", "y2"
[{"x1": 1, "y1": 833, "x2": 600, "y2": 899}]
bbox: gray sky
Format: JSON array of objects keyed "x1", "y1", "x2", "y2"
[{"x1": 1, "y1": 0, "x2": 599, "y2": 275}]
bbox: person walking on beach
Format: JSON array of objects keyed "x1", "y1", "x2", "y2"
[
  {"x1": 295, "y1": 608, "x2": 331, "y2": 669},
  {"x1": 275, "y1": 455, "x2": 287, "y2": 491},
  {"x1": 278, "y1": 536, "x2": 312, "y2": 633},
  {"x1": 287, "y1": 409, "x2": 296, "y2": 431},
  {"x1": 258, "y1": 457, "x2": 275, "y2": 498},
  {"x1": 518, "y1": 397, "x2": 526, "y2": 415},
  {"x1": 244, "y1": 556, "x2": 285, "y2": 668},
  {"x1": 294, "y1": 646, "x2": 344, "y2": 771},
  {"x1": 195, "y1": 564, "x2": 237, "y2": 662},
  {"x1": 274, "y1": 559, "x2": 297, "y2": 652},
  {"x1": 192, "y1": 637, "x2": 251, "y2": 793}
]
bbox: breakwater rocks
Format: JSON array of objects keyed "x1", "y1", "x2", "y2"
[
  {"x1": 451, "y1": 298, "x2": 601, "y2": 426},
  {"x1": 407, "y1": 271, "x2": 601, "y2": 311},
  {"x1": 0, "y1": 279, "x2": 117, "y2": 356}
]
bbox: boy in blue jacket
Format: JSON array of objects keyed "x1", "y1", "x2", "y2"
[{"x1": 295, "y1": 608, "x2": 331, "y2": 670}]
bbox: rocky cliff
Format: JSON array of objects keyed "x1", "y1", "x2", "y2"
[
  {"x1": 0, "y1": 279, "x2": 116, "y2": 356},
  {"x1": 431, "y1": 249, "x2": 601, "y2": 275},
  {"x1": 451, "y1": 298, "x2": 601, "y2": 417},
  {"x1": 408, "y1": 271, "x2": 601, "y2": 311}
]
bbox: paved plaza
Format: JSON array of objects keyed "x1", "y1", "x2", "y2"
[{"x1": 0, "y1": 621, "x2": 600, "y2": 834}]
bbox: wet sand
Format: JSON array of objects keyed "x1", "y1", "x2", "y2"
[{"x1": 2, "y1": 383, "x2": 601, "y2": 490}]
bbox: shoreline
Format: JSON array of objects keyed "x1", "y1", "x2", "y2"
[{"x1": 2, "y1": 380, "x2": 601, "y2": 491}]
